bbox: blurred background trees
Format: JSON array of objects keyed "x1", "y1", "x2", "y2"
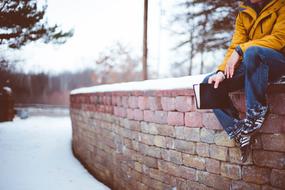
[
  {"x1": 0, "y1": 0, "x2": 73, "y2": 105},
  {"x1": 170, "y1": 0, "x2": 239, "y2": 75},
  {"x1": 0, "y1": 0, "x2": 241, "y2": 106},
  {"x1": 0, "y1": 43, "x2": 140, "y2": 105}
]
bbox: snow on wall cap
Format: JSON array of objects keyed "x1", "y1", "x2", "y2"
[{"x1": 70, "y1": 73, "x2": 208, "y2": 95}]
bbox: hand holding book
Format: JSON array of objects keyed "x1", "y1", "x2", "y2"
[
  {"x1": 193, "y1": 83, "x2": 230, "y2": 109},
  {"x1": 208, "y1": 71, "x2": 225, "y2": 89}
]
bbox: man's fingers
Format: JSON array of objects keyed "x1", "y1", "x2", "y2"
[
  {"x1": 227, "y1": 65, "x2": 234, "y2": 78},
  {"x1": 225, "y1": 66, "x2": 230, "y2": 79},
  {"x1": 226, "y1": 70, "x2": 229, "y2": 79},
  {"x1": 230, "y1": 70, "x2": 233, "y2": 78},
  {"x1": 214, "y1": 80, "x2": 220, "y2": 89},
  {"x1": 208, "y1": 76, "x2": 214, "y2": 84},
  {"x1": 230, "y1": 66, "x2": 235, "y2": 78}
]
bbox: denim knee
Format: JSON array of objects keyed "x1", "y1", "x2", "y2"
[{"x1": 243, "y1": 46, "x2": 266, "y2": 60}]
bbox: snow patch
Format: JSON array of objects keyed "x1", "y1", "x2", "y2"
[{"x1": 0, "y1": 116, "x2": 110, "y2": 190}]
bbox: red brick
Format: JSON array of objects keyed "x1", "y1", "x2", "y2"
[
  {"x1": 214, "y1": 131, "x2": 235, "y2": 147},
  {"x1": 136, "y1": 182, "x2": 148, "y2": 190},
  {"x1": 155, "y1": 124, "x2": 175, "y2": 137},
  {"x1": 231, "y1": 181, "x2": 261, "y2": 190},
  {"x1": 221, "y1": 163, "x2": 241, "y2": 180},
  {"x1": 175, "y1": 126, "x2": 185, "y2": 139},
  {"x1": 165, "y1": 137, "x2": 175, "y2": 149},
  {"x1": 196, "y1": 142, "x2": 209, "y2": 157},
  {"x1": 134, "y1": 161, "x2": 143, "y2": 173},
  {"x1": 270, "y1": 169, "x2": 285, "y2": 189},
  {"x1": 148, "y1": 168, "x2": 172, "y2": 183},
  {"x1": 150, "y1": 180, "x2": 172, "y2": 190},
  {"x1": 161, "y1": 149, "x2": 182, "y2": 165},
  {"x1": 252, "y1": 135, "x2": 262, "y2": 150},
  {"x1": 115, "y1": 96, "x2": 122, "y2": 106},
  {"x1": 140, "y1": 122, "x2": 158, "y2": 134},
  {"x1": 139, "y1": 143, "x2": 161, "y2": 158},
  {"x1": 182, "y1": 154, "x2": 205, "y2": 170},
  {"x1": 176, "y1": 179, "x2": 188, "y2": 190},
  {"x1": 268, "y1": 94, "x2": 285, "y2": 115},
  {"x1": 174, "y1": 139, "x2": 196, "y2": 154},
  {"x1": 177, "y1": 165, "x2": 196, "y2": 180},
  {"x1": 114, "y1": 106, "x2": 127, "y2": 118},
  {"x1": 104, "y1": 95, "x2": 111, "y2": 105},
  {"x1": 154, "y1": 136, "x2": 167, "y2": 148},
  {"x1": 200, "y1": 128, "x2": 215, "y2": 143},
  {"x1": 128, "y1": 96, "x2": 138, "y2": 108},
  {"x1": 197, "y1": 170, "x2": 231, "y2": 190},
  {"x1": 123, "y1": 138, "x2": 133, "y2": 149},
  {"x1": 229, "y1": 147, "x2": 253, "y2": 165},
  {"x1": 175, "y1": 96, "x2": 194, "y2": 112},
  {"x1": 167, "y1": 112, "x2": 184, "y2": 126},
  {"x1": 129, "y1": 120, "x2": 141, "y2": 131},
  {"x1": 90, "y1": 95, "x2": 98, "y2": 104},
  {"x1": 205, "y1": 158, "x2": 220, "y2": 174},
  {"x1": 142, "y1": 156, "x2": 158, "y2": 168},
  {"x1": 185, "y1": 112, "x2": 203, "y2": 127},
  {"x1": 202, "y1": 113, "x2": 223, "y2": 130},
  {"x1": 184, "y1": 127, "x2": 200, "y2": 142},
  {"x1": 209, "y1": 144, "x2": 228, "y2": 161},
  {"x1": 139, "y1": 133, "x2": 155, "y2": 145},
  {"x1": 261, "y1": 134, "x2": 285, "y2": 152},
  {"x1": 111, "y1": 95, "x2": 116, "y2": 105},
  {"x1": 143, "y1": 110, "x2": 155, "y2": 122},
  {"x1": 261, "y1": 114, "x2": 285, "y2": 134},
  {"x1": 131, "y1": 140, "x2": 140, "y2": 152},
  {"x1": 127, "y1": 109, "x2": 134, "y2": 120},
  {"x1": 154, "y1": 111, "x2": 168, "y2": 124},
  {"x1": 121, "y1": 96, "x2": 129, "y2": 108},
  {"x1": 253, "y1": 150, "x2": 285, "y2": 169},
  {"x1": 158, "y1": 160, "x2": 180, "y2": 177},
  {"x1": 242, "y1": 166, "x2": 271, "y2": 185},
  {"x1": 161, "y1": 97, "x2": 176, "y2": 111},
  {"x1": 187, "y1": 181, "x2": 214, "y2": 190},
  {"x1": 114, "y1": 106, "x2": 120, "y2": 116},
  {"x1": 148, "y1": 97, "x2": 162, "y2": 110},
  {"x1": 261, "y1": 185, "x2": 281, "y2": 190},
  {"x1": 133, "y1": 109, "x2": 144, "y2": 121},
  {"x1": 138, "y1": 96, "x2": 149, "y2": 110}
]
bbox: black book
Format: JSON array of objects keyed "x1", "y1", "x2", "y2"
[{"x1": 193, "y1": 83, "x2": 230, "y2": 109}]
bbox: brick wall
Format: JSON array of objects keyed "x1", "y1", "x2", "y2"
[{"x1": 70, "y1": 84, "x2": 285, "y2": 190}]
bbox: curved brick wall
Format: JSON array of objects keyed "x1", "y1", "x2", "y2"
[{"x1": 70, "y1": 83, "x2": 285, "y2": 190}]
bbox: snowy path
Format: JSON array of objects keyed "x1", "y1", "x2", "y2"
[{"x1": 0, "y1": 116, "x2": 110, "y2": 190}]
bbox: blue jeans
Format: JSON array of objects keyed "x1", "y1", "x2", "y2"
[{"x1": 202, "y1": 46, "x2": 285, "y2": 136}]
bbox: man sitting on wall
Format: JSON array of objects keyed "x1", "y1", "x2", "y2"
[{"x1": 202, "y1": 0, "x2": 285, "y2": 162}]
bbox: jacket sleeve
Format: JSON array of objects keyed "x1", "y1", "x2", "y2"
[
  {"x1": 217, "y1": 13, "x2": 249, "y2": 71},
  {"x1": 240, "y1": 7, "x2": 285, "y2": 53}
]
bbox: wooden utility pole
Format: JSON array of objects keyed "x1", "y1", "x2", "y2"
[{"x1": 143, "y1": 0, "x2": 148, "y2": 80}]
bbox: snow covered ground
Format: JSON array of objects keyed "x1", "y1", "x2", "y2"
[{"x1": 0, "y1": 116, "x2": 110, "y2": 190}]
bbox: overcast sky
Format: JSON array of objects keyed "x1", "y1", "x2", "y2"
[
  {"x1": 4, "y1": 0, "x2": 223, "y2": 77},
  {"x1": 4, "y1": 0, "x2": 177, "y2": 76}
]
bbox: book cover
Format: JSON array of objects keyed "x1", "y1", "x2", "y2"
[{"x1": 193, "y1": 83, "x2": 230, "y2": 109}]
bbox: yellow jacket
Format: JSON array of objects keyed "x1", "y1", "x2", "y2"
[{"x1": 218, "y1": 0, "x2": 285, "y2": 71}]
